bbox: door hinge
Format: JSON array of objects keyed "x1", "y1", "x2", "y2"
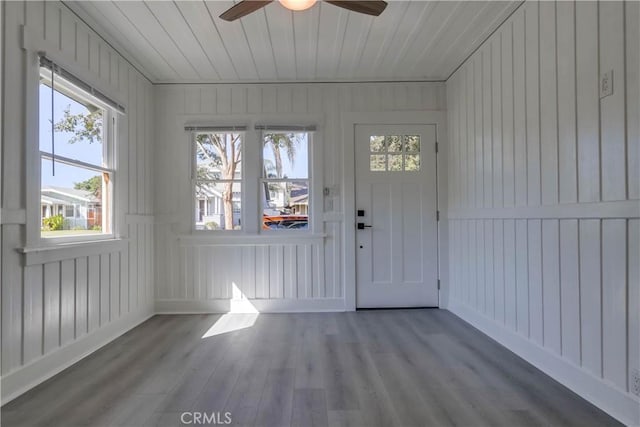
[
  {"x1": 435, "y1": 142, "x2": 439, "y2": 153},
  {"x1": 436, "y1": 210, "x2": 440, "y2": 221},
  {"x1": 437, "y1": 279, "x2": 441, "y2": 290}
]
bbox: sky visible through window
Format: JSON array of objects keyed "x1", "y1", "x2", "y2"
[
  {"x1": 39, "y1": 84, "x2": 102, "y2": 188},
  {"x1": 262, "y1": 132, "x2": 308, "y2": 178}
]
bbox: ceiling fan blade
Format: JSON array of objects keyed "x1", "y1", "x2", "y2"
[
  {"x1": 325, "y1": 0, "x2": 387, "y2": 16},
  {"x1": 219, "y1": 1, "x2": 273, "y2": 21}
]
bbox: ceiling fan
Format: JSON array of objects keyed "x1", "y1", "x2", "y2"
[{"x1": 219, "y1": 0, "x2": 388, "y2": 22}]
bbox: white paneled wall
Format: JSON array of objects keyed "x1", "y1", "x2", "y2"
[
  {"x1": 1, "y1": 1, "x2": 154, "y2": 403},
  {"x1": 154, "y1": 82, "x2": 445, "y2": 312},
  {"x1": 446, "y1": 1, "x2": 639, "y2": 424}
]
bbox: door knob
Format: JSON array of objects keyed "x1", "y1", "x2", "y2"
[{"x1": 357, "y1": 223, "x2": 372, "y2": 230}]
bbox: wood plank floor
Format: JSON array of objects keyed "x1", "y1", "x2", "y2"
[{"x1": 2, "y1": 310, "x2": 621, "y2": 426}]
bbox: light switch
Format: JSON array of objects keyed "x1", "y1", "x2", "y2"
[{"x1": 600, "y1": 70, "x2": 613, "y2": 98}]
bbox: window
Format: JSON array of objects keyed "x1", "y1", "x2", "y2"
[
  {"x1": 193, "y1": 132, "x2": 243, "y2": 231},
  {"x1": 370, "y1": 135, "x2": 421, "y2": 172},
  {"x1": 39, "y1": 68, "x2": 114, "y2": 239},
  {"x1": 261, "y1": 131, "x2": 310, "y2": 230}
]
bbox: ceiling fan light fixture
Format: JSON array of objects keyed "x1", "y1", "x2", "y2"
[{"x1": 279, "y1": 0, "x2": 317, "y2": 11}]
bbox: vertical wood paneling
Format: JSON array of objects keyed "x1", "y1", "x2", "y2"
[
  {"x1": 527, "y1": 219, "x2": 543, "y2": 345},
  {"x1": 242, "y1": 247, "x2": 256, "y2": 299},
  {"x1": 89, "y1": 34, "x2": 100, "y2": 76},
  {"x1": 304, "y1": 243, "x2": 313, "y2": 299},
  {"x1": 512, "y1": 10, "x2": 527, "y2": 207},
  {"x1": 1, "y1": 229, "x2": 23, "y2": 374},
  {"x1": 2, "y1": 1, "x2": 154, "y2": 397},
  {"x1": 491, "y1": 36, "x2": 503, "y2": 209},
  {"x1": 484, "y1": 220, "x2": 494, "y2": 317},
  {"x1": 45, "y1": 2, "x2": 61, "y2": 49},
  {"x1": 601, "y1": 219, "x2": 627, "y2": 389},
  {"x1": 628, "y1": 220, "x2": 640, "y2": 391},
  {"x1": 469, "y1": 220, "x2": 477, "y2": 308},
  {"x1": 128, "y1": 70, "x2": 138, "y2": 213},
  {"x1": 504, "y1": 219, "x2": 517, "y2": 331},
  {"x1": 43, "y1": 263, "x2": 60, "y2": 354},
  {"x1": 556, "y1": 1, "x2": 578, "y2": 204},
  {"x1": 462, "y1": 220, "x2": 471, "y2": 304},
  {"x1": 23, "y1": 265, "x2": 43, "y2": 363},
  {"x1": 493, "y1": 220, "x2": 505, "y2": 324},
  {"x1": 524, "y1": 2, "x2": 541, "y2": 207},
  {"x1": 60, "y1": 260, "x2": 75, "y2": 346},
  {"x1": 284, "y1": 246, "x2": 297, "y2": 299},
  {"x1": 231, "y1": 86, "x2": 247, "y2": 114},
  {"x1": 515, "y1": 219, "x2": 529, "y2": 336},
  {"x1": 476, "y1": 220, "x2": 485, "y2": 312},
  {"x1": 474, "y1": 57, "x2": 484, "y2": 208},
  {"x1": 579, "y1": 219, "x2": 602, "y2": 377},
  {"x1": 501, "y1": 23, "x2": 515, "y2": 208},
  {"x1": 75, "y1": 257, "x2": 88, "y2": 337},
  {"x1": 314, "y1": 243, "x2": 326, "y2": 298},
  {"x1": 137, "y1": 223, "x2": 144, "y2": 303},
  {"x1": 269, "y1": 246, "x2": 284, "y2": 299},
  {"x1": 466, "y1": 65, "x2": 475, "y2": 208},
  {"x1": 100, "y1": 253, "x2": 110, "y2": 325},
  {"x1": 120, "y1": 245, "x2": 129, "y2": 315},
  {"x1": 128, "y1": 224, "x2": 139, "y2": 306},
  {"x1": 482, "y1": 49, "x2": 493, "y2": 208},
  {"x1": 576, "y1": 2, "x2": 600, "y2": 203},
  {"x1": 200, "y1": 245, "x2": 209, "y2": 299},
  {"x1": 60, "y1": 11, "x2": 75, "y2": 58},
  {"x1": 88, "y1": 255, "x2": 100, "y2": 332},
  {"x1": 542, "y1": 219, "x2": 561, "y2": 354},
  {"x1": 599, "y1": 1, "x2": 626, "y2": 202},
  {"x1": 110, "y1": 252, "x2": 120, "y2": 319},
  {"x1": 560, "y1": 219, "x2": 581, "y2": 365},
  {"x1": 446, "y1": 0, "x2": 638, "y2": 410},
  {"x1": 539, "y1": 1, "x2": 558, "y2": 206},
  {"x1": 256, "y1": 246, "x2": 269, "y2": 299},
  {"x1": 457, "y1": 72, "x2": 466, "y2": 209},
  {"x1": 186, "y1": 246, "x2": 196, "y2": 299},
  {"x1": 626, "y1": 2, "x2": 640, "y2": 200},
  {"x1": 136, "y1": 81, "x2": 145, "y2": 214}
]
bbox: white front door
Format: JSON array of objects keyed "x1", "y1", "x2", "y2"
[{"x1": 355, "y1": 124, "x2": 439, "y2": 308}]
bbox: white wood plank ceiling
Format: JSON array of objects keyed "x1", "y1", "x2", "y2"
[{"x1": 65, "y1": 1, "x2": 521, "y2": 83}]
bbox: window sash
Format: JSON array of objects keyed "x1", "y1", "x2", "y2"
[
  {"x1": 38, "y1": 68, "x2": 116, "y2": 242},
  {"x1": 260, "y1": 178, "x2": 310, "y2": 183},
  {"x1": 194, "y1": 179, "x2": 241, "y2": 184},
  {"x1": 40, "y1": 151, "x2": 112, "y2": 174}
]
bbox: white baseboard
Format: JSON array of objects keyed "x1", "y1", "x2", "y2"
[
  {"x1": 1, "y1": 305, "x2": 154, "y2": 406},
  {"x1": 447, "y1": 300, "x2": 640, "y2": 427},
  {"x1": 156, "y1": 298, "x2": 346, "y2": 314}
]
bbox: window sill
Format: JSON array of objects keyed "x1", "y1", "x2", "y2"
[
  {"x1": 179, "y1": 233, "x2": 326, "y2": 246},
  {"x1": 19, "y1": 238, "x2": 127, "y2": 266}
]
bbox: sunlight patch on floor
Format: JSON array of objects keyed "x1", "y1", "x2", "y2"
[
  {"x1": 201, "y1": 283, "x2": 259, "y2": 338},
  {"x1": 201, "y1": 313, "x2": 259, "y2": 338}
]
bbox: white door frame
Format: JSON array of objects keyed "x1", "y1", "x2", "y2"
[{"x1": 341, "y1": 111, "x2": 448, "y2": 311}]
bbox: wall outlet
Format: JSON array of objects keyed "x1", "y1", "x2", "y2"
[
  {"x1": 600, "y1": 70, "x2": 614, "y2": 98},
  {"x1": 632, "y1": 368, "x2": 640, "y2": 396}
]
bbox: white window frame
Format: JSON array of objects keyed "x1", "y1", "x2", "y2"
[
  {"x1": 31, "y1": 66, "x2": 117, "y2": 246},
  {"x1": 191, "y1": 130, "x2": 245, "y2": 233},
  {"x1": 259, "y1": 129, "x2": 313, "y2": 234},
  {"x1": 188, "y1": 123, "x2": 322, "y2": 237}
]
